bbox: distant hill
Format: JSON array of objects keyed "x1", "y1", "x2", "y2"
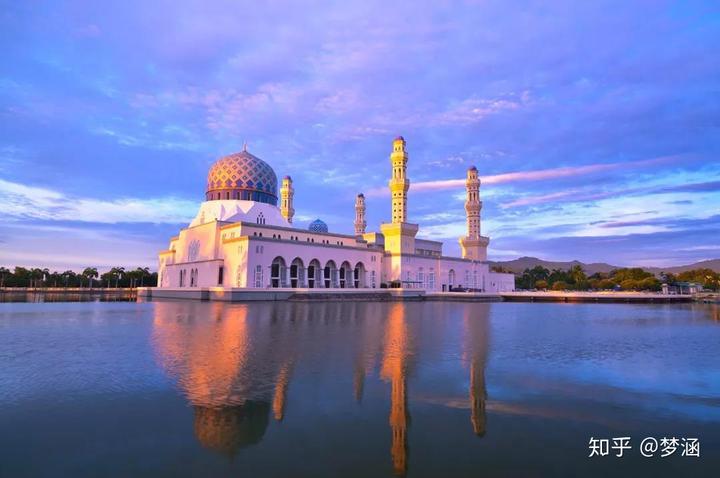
[
  {"x1": 489, "y1": 256, "x2": 720, "y2": 276},
  {"x1": 645, "y1": 258, "x2": 720, "y2": 275}
]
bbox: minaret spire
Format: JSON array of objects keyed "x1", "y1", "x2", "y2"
[
  {"x1": 280, "y1": 176, "x2": 294, "y2": 224},
  {"x1": 459, "y1": 166, "x2": 489, "y2": 261},
  {"x1": 465, "y1": 166, "x2": 481, "y2": 238},
  {"x1": 389, "y1": 136, "x2": 409, "y2": 224},
  {"x1": 380, "y1": 136, "x2": 419, "y2": 270},
  {"x1": 354, "y1": 193, "x2": 366, "y2": 235}
]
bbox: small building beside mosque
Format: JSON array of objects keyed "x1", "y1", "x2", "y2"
[{"x1": 155, "y1": 137, "x2": 514, "y2": 294}]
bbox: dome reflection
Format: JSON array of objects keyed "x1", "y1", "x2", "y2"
[{"x1": 152, "y1": 301, "x2": 297, "y2": 456}]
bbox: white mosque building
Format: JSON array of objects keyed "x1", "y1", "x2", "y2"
[{"x1": 155, "y1": 136, "x2": 514, "y2": 294}]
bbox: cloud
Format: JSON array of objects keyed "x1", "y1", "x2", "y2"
[
  {"x1": 598, "y1": 214, "x2": 720, "y2": 230},
  {"x1": 495, "y1": 225, "x2": 720, "y2": 267},
  {"x1": 426, "y1": 156, "x2": 466, "y2": 169},
  {"x1": 501, "y1": 178, "x2": 720, "y2": 209},
  {"x1": 0, "y1": 179, "x2": 196, "y2": 224},
  {"x1": 435, "y1": 91, "x2": 530, "y2": 125},
  {"x1": 0, "y1": 222, "x2": 166, "y2": 270},
  {"x1": 655, "y1": 180, "x2": 720, "y2": 194},
  {"x1": 366, "y1": 155, "x2": 682, "y2": 197},
  {"x1": 1, "y1": 0, "x2": 719, "y2": 267}
]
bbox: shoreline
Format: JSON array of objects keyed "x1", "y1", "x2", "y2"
[
  {"x1": 135, "y1": 287, "x2": 697, "y2": 303},
  {"x1": 1, "y1": 287, "x2": 709, "y2": 303},
  {"x1": 0, "y1": 287, "x2": 135, "y2": 293}
]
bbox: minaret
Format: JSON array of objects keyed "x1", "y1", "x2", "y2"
[
  {"x1": 280, "y1": 176, "x2": 294, "y2": 224},
  {"x1": 380, "y1": 136, "x2": 419, "y2": 279},
  {"x1": 465, "y1": 166, "x2": 481, "y2": 238},
  {"x1": 389, "y1": 136, "x2": 409, "y2": 223},
  {"x1": 459, "y1": 166, "x2": 489, "y2": 261},
  {"x1": 354, "y1": 193, "x2": 367, "y2": 235}
]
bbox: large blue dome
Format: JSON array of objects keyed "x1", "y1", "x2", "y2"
[{"x1": 308, "y1": 219, "x2": 328, "y2": 233}]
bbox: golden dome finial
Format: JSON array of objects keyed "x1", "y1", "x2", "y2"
[{"x1": 242, "y1": 141, "x2": 248, "y2": 152}]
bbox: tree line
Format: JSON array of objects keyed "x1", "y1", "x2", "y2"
[
  {"x1": 511, "y1": 265, "x2": 720, "y2": 292},
  {"x1": 0, "y1": 266, "x2": 158, "y2": 289}
]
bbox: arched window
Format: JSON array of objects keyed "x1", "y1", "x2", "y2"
[{"x1": 187, "y1": 240, "x2": 200, "y2": 262}]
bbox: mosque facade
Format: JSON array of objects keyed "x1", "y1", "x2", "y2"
[{"x1": 156, "y1": 137, "x2": 514, "y2": 293}]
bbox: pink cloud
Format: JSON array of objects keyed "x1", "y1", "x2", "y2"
[{"x1": 366, "y1": 154, "x2": 682, "y2": 197}]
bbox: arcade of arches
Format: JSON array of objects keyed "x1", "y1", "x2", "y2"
[{"x1": 268, "y1": 257, "x2": 367, "y2": 288}]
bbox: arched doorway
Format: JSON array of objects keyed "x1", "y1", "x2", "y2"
[
  {"x1": 353, "y1": 262, "x2": 365, "y2": 288},
  {"x1": 271, "y1": 257, "x2": 286, "y2": 288},
  {"x1": 324, "y1": 260, "x2": 337, "y2": 288},
  {"x1": 308, "y1": 259, "x2": 321, "y2": 288},
  {"x1": 339, "y1": 261, "x2": 352, "y2": 288},
  {"x1": 448, "y1": 269, "x2": 456, "y2": 291},
  {"x1": 290, "y1": 257, "x2": 304, "y2": 288}
]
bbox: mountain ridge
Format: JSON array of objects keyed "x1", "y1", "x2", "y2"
[{"x1": 488, "y1": 256, "x2": 720, "y2": 276}]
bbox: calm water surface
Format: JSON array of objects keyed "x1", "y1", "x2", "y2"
[{"x1": 1, "y1": 300, "x2": 718, "y2": 477}]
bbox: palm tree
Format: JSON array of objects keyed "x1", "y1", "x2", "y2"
[
  {"x1": 569, "y1": 265, "x2": 586, "y2": 284},
  {"x1": 110, "y1": 267, "x2": 125, "y2": 288},
  {"x1": 14, "y1": 267, "x2": 30, "y2": 287},
  {"x1": 125, "y1": 269, "x2": 137, "y2": 288},
  {"x1": 0, "y1": 267, "x2": 9, "y2": 288},
  {"x1": 48, "y1": 270, "x2": 61, "y2": 287},
  {"x1": 62, "y1": 270, "x2": 75, "y2": 288},
  {"x1": 135, "y1": 267, "x2": 151, "y2": 287},
  {"x1": 82, "y1": 267, "x2": 99, "y2": 289},
  {"x1": 30, "y1": 268, "x2": 44, "y2": 288},
  {"x1": 101, "y1": 272, "x2": 114, "y2": 288}
]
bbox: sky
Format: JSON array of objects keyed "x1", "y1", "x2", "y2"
[{"x1": 0, "y1": 0, "x2": 719, "y2": 272}]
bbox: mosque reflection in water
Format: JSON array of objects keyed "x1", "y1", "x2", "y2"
[{"x1": 151, "y1": 301, "x2": 489, "y2": 476}]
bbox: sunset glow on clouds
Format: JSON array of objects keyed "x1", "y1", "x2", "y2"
[{"x1": 0, "y1": 0, "x2": 718, "y2": 270}]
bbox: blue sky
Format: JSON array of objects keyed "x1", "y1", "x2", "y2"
[{"x1": 1, "y1": 0, "x2": 718, "y2": 271}]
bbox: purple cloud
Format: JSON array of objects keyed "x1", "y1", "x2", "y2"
[{"x1": 0, "y1": 0, "x2": 719, "y2": 269}]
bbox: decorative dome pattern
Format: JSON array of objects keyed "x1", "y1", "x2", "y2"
[
  {"x1": 206, "y1": 149, "x2": 278, "y2": 205},
  {"x1": 308, "y1": 219, "x2": 328, "y2": 233}
]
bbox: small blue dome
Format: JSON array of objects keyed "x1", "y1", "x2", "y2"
[{"x1": 308, "y1": 219, "x2": 328, "y2": 233}]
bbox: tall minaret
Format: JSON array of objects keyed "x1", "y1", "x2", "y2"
[
  {"x1": 380, "y1": 136, "x2": 418, "y2": 266},
  {"x1": 354, "y1": 193, "x2": 366, "y2": 235},
  {"x1": 465, "y1": 166, "x2": 481, "y2": 238},
  {"x1": 389, "y1": 136, "x2": 409, "y2": 224},
  {"x1": 280, "y1": 175, "x2": 294, "y2": 223},
  {"x1": 459, "y1": 166, "x2": 489, "y2": 261}
]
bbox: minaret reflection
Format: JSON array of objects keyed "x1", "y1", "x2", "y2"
[
  {"x1": 272, "y1": 361, "x2": 293, "y2": 421},
  {"x1": 353, "y1": 303, "x2": 384, "y2": 403},
  {"x1": 152, "y1": 301, "x2": 297, "y2": 456},
  {"x1": 380, "y1": 303, "x2": 412, "y2": 476},
  {"x1": 463, "y1": 303, "x2": 490, "y2": 436}
]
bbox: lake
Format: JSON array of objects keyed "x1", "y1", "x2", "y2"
[{"x1": 1, "y1": 300, "x2": 718, "y2": 477}]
